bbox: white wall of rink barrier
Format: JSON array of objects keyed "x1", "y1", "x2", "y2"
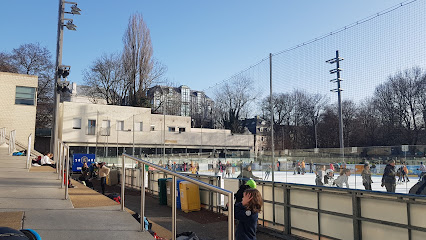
[
  {"x1": 117, "y1": 166, "x2": 426, "y2": 239},
  {"x1": 121, "y1": 168, "x2": 224, "y2": 211},
  {"x1": 250, "y1": 181, "x2": 426, "y2": 240}
]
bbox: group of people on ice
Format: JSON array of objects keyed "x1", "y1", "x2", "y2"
[
  {"x1": 292, "y1": 160, "x2": 314, "y2": 175},
  {"x1": 315, "y1": 164, "x2": 355, "y2": 188}
]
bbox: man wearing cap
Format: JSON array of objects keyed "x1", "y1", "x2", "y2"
[{"x1": 382, "y1": 160, "x2": 396, "y2": 193}]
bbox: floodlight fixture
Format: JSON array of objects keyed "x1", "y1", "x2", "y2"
[
  {"x1": 70, "y1": 4, "x2": 81, "y2": 15},
  {"x1": 65, "y1": 20, "x2": 77, "y2": 30},
  {"x1": 57, "y1": 80, "x2": 71, "y2": 93},
  {"x1": 326, "y1": 57, "x2": 344, "y2": 64},
  {"x1": 58, "y1": 65, "x2": 71, "y2": 78},
  {"x1": 329, "y1": 68, "x2": 343, "y2": 74},
  {"x1": 329, "y1": 78, "x2": 344, "y2": 83}
]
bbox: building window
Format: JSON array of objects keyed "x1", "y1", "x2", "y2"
[
  {"x1": 135, "y1": 122, "x2": 143, "y2": 132},
  {"x1": 73, "y1": 118, "x2": 81, "y2": 129},
  {"x1": 88, "y1": 120, "x2": 96, "y2": 135},
  {"x1": 150, "y1": 125, "x2": 155, "y2": 131},
  {"x1": 179, "y1": 128, "x2": 186, "y2": 133},
  {"x1": 116, "y1": 121, "x2": 124, "y2": 131},
  {"x1": 168, "y1": 127, "x2": 175, "y2": 132},
  {"x1": 102, "y1": 120, "x2": 110, "y2": 136},
  {"x1": 15, "y1": 86, "x2": 36, "y2": 105}
]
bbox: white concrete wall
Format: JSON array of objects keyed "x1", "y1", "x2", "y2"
[
  {"x1": 60, "y1": 101, "x2": 254, "y2": 150},
  {"x1": 0, "y1": 72, "x2": 37, "y2": 150}
]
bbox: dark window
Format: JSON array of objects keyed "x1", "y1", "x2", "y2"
[
  {"x1": 88, "y1": 120, "x2": 96, "y2": 135},
  {"x1": 15, "y1": 86, "x2": 36, "y2": 105},
  {"x1": 179, "y1": 128, "x2": 186, "y2": 133}
]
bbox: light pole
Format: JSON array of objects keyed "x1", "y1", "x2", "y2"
[
  {"x1": 326, "y1": 50, "x2": 344, "y2": 161},
  {"x1": 51, "y1": 0, "x2": 81, "y2": 163}
]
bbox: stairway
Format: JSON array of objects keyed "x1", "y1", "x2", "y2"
[{"x1": 0, "y1": 145, "x2": 28, "y2": 171}]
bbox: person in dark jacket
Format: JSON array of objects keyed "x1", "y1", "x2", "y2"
[
  {"x1": 223, "y1": 179, "x2": 257, "y2": 211},
  {"x1": 382, "y1": 160, "x2": 396, "y2": 193},
  {"x1": 361, "y1": 164, "x2": 373, "y2": 190},
  {"x1": 235, "y1": 188, "x2": 263, "y2": 240}
]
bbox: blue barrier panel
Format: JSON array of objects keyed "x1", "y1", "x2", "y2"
[{"x1": 73, "y1": 154, "x2": 96, "y2": 172}]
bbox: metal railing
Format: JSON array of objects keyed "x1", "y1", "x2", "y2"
[
  {"x1": 0, "y1": 128, "x2": 6, "y2": 145},
  {"x1": 58, "y1": 140, "x2": 70, "y2": 200},
  {"x1": 26, "y1": 134, "x2": 32, "y2": 169},
  {"x1": 4, "y1": 133, "x2": 43, "y2": 157},
  {"x1": 121, "y1": 154, "x2": 235, "y2": 240},
  {"x1": 8, "y1": 130, "x2": 16, "y2": 155}
]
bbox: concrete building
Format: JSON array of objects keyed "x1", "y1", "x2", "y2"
[
  {"x1": 59, "y1": 101, "x2": 253, "y2": 157},
  {"x1": 0, "y1": 72, "x2": 38, "y2": 150},
  {"x1": 64, "y1": 82, "x2": 107, "y2": 105},
  {"x1": 148, "y1": 85, "x2": 214, "y2": 128},
  {"x1": 242, "y1": 116, "x2": 270, "y2": 156}
]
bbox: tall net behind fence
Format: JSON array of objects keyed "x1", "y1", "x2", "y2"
[{"x1": 204, "y1": 0, "x2": 426, "y2": 192}]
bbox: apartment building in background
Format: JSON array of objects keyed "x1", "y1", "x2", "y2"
[
  {"x1": 147, "y1": 85, "x2": 214, "y2": 128},
  {"x1": 242, "y1": 116, "x2": 270, "y2": 156}
]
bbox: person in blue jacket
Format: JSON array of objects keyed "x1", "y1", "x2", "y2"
[{"x1": 234, "y1": 188, "x2": 263, "y2": 240}]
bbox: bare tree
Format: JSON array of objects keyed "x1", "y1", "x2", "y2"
[
  {"x1": 357, "y1": 98, "x2": 381, "y2": 146},
  {"x1": 373, "y1": 67, "x2": 426, "y2": 145},
  {"x1": 83, "y1": 53, "x2": 128, "y2": 105},
  {"x1": 9, "y1": 43, "x2": 55, "y2": 128},
  {"x1": 122, "y1": 13, "x2": 166, "y2": 107},
  {"x1": 0, "y1": 52, "x2": 18, "y2": 73},
  {"x1": 214, "y1": 76, "x2": 256, "y2": 133}
]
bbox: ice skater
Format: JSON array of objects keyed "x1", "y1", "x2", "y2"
[
  {"x1": 335, "y1": 169, "x2": 351, "y2": 188},
  {"x1": 324, "y1": 169, "x2": 334, "y2": 186},
  {"x1": 315, "y1": 165, "x2": 325, "y2": 186},
  {"x1": 264, "y1": 165, "x2": 271, "y2": 180},
  {"x1": 361, "y1": 164, "x2": 372, "y2": 190},
  {"x1": 381, "y1": 160, "x2": 396, "y2": 193}
]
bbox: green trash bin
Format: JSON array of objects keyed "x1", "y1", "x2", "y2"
[{"x1": 158, "y1": 178, "x2": 169, "y2": 205}]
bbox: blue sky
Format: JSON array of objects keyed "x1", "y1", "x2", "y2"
[{"x1": 0, "y1": 0, "x2": 410, "y2": 92}]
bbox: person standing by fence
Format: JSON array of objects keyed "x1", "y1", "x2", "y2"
[
  {"x1": 382, "y1": 160, "x2": 396, "y2": 193},
  {"x1": 98, "y1": 162, "x2": 110, "y2": 195},
  {"x1": 362, "y1": 164, "x2": 373, "y2": 190}
]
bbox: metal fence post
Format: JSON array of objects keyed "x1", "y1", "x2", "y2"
[
  {"x1": 61, "y1": 144, "x2": 65, "y2": 188},
  {"x1": 121, "y1": 155, "x2": 125, "y2": 211},
  {"x1": 284, "y1": 184, "x2": 291, "y2": 235},
  {"x1": 172, "y1": 175, "x2": 177, "y2": 240},
  {"x1": 65, "y1": 146, "x2": 69, "y2": 200},
  {"x1": 26, "y1": 134, "x2": 32, "y2": 169},
  {"x1": 141, "y1": 164, "x2": 146, "y2": 232},
  {"x1": 352, "y1": 192, "x2": 361, "y2": 240},
  {"x1": 228, "y1": 192, "x2": 235, "y2": 240}
]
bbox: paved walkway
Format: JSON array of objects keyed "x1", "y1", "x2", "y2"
[{"x1": 0, "y1": 146, "x2": 153, "y2": 240}]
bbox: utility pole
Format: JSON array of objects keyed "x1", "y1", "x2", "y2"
[
  {"x1": 51, "y1": 0, "x2": 81, "y2": 162},
  {"x1": 269, "y1": 53, "x2": 275, "y2": 225},
  {"x1": 326, "y1": 50, "x2": 344, "y2": 161}
]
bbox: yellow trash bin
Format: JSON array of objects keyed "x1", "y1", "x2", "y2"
[{"x1": 179, "y1": 181, "x2": 201, "y2": 213}]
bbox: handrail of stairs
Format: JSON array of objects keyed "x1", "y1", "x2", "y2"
[{"x1": 4, "y1": 134, "x2": 43, "y2": 157}]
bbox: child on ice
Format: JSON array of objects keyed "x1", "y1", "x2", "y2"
[{"x1": 324, "y1": 169, "x2": 335, "y2": 186}]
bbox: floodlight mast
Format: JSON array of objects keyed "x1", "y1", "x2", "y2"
[
  {"x1": 51, "y1": 0, "x2": 81, "y2": 163},
  {"x1": 326, "y1": 50, "x2": 345, "y2": 161}
]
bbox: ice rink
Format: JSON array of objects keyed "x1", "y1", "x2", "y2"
[{"x1": 203, "y1": 170, "x2": 419, "y2": 194}]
